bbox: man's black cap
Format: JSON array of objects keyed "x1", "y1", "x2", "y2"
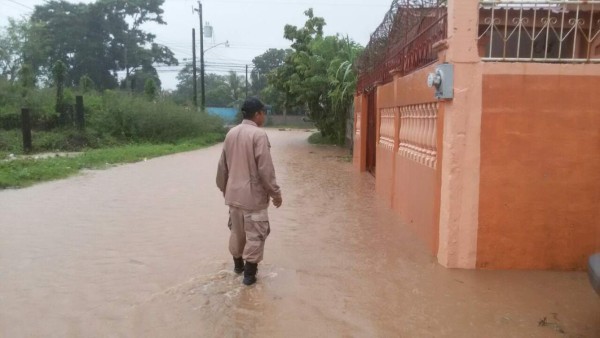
[{"x1": 241, "y1": 97, "x2": 265, "y2": 118}]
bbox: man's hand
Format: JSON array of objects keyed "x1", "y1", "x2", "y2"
[{"x1": 272, "y1": 196, "x2": 282, "y2": 208}]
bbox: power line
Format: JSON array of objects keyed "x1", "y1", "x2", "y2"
[
  {"x1": 155, "y1": 40, "x2": 289, "y2": 51},
  {"x1": 154, "y1": 38, "x2": 290, "y2": 53},
  {"x1": 156, "y1": 63, "x2": 254, "y2": 71},
  {"x1": 206, "y1": 50, "x2": 254, "y2": 63},
  {"x1": 200, "y1": 0, "x2": 389, "y2": 8},
  {"x1": 157, "y1": 61, "x2": 254, "y2": 67},
  {"x1": 2, "y1": 0, "x2": 33, "y2": 10},
  {"x1": 228, "y1": 43, "x2": 290, "y2": 49}
]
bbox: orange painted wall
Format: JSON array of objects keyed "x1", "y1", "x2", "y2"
[
  {"x1": 376, "y1": 146, "x2": 395, "y2": 205},
  {"x1": 353, "y1": 94, "x2": 368, "y2": 171},
  {"x1": 353, "y1": 63, "x2": 443, "y2": 255},
  {"x1": 478, "y1": 74, "x2": 600, "y2": 270},
  {"x1": 375, "y1": 82, "x2": 397, "y2": 204},
  {"x1": 353, "y1": 94, "x2": 362, "y2": 170},
  {"x1": 395, "y1": 64, "x2": 439, "y2": 107},
  {"x1": 394, "y1": 158, "x2": 439, "y2": 253},
  {"x1": 393, "y1": 66, "x2": 442, "y2": 254},
  {"x1": 365, "y1": 65, "x2": 444, "y2": 255}
]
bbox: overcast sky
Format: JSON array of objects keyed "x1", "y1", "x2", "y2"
[{"x1": 1, "y1": 0, "x2": 393, "y2": 89}]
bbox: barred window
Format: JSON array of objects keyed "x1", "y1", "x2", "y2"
[{"x1": 478, "y1": 1, "x2": 600, "y2": 62}]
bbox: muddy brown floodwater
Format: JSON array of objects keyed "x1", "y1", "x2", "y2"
[{"x1": 0, "y1": 129, "x2": 598, "y2": 337}]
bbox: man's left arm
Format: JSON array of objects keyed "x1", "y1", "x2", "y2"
[{"x1": 216, "y1": 149, "x2": 228, "y2": 194}]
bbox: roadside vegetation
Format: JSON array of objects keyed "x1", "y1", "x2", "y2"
[
  {"x1": 0, "y1": 1, "x2": 227, "y2": 188},
  {"x1": 1, "y1": 1, "x2": 359, "y2": 188},
  {"x1": 0, "y1": 134, "x2": 223, "y2": 189},
  {"x1": 0, "y1": 79, "x2": 226, "y2": 188}
]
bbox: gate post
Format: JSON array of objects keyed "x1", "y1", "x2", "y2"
[
  {"x1": 21, "y1": 108, "x2": 32, "y2": 153},
  {"x1": 75, "y1": 95, "x2": 85, "y2": 130}
]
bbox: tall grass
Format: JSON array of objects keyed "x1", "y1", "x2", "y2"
[
  {"x1": 0, "y1": 81, "x2": 227, "y2": 188},
  {"x1": 90, "y1": 91, "x2": 224, "y2": 143},
  {"x1": 0, "y1": 83, "x2": 226, "y2": 154}
]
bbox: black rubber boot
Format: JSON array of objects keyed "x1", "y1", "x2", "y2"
[
  {"x1": 243, "y1": 262, "x2": 258, "y2": 286},
  {"x1": 233, "y1": 257, "x2": 244, "y2": 274}
]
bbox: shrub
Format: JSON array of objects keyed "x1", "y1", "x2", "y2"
[
  {"x1": 0, "y1": 130, "x2": 22, "y2": 154},
  {"x1": 308, "y1": 131, "x2": 337, "y2": 145},
  {"x1": 0, "y1": 79, "x2": 22, "y2": 129},
  {"x1": 0, "y1": 83, "x2": 226, "y2": 153},
  {"x1": 87, "y1": 91, "x2": 224, "y2": 143}
]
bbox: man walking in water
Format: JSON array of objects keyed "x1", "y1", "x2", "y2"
[{"x1": 216, "y1": 97, "x2": 282, "y2": 286}]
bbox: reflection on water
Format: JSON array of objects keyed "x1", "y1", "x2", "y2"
[{"x1": 0, "y1": 130, "x2": 598, "y2": 337}]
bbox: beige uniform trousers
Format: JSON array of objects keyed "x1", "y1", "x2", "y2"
[{"x1": 228, "y1": 206, "x2": 270, "y2": 264}]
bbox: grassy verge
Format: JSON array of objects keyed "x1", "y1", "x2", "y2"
[
  {"x1": 0, "y1": 133, "x2": 224, "y2": 189},
  {"x1": 307, "y1": 131, "x2": 339, "y2": 145}
]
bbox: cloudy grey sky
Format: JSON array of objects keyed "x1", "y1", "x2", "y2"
[{"x1": 1, "y1": 0, "x2": 393, "y2": 89}]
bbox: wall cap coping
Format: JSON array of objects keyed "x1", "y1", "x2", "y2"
[
  {"x1": 390, "y1": 68, "x2": 403, "y2": 76},
  {"x1": 433, "y1": 39, "x2": 449, "y2": 53}
]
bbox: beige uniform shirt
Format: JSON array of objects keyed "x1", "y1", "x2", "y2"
[{"x1": 216, "y1": 120, "x2": 281, "y2": 211}]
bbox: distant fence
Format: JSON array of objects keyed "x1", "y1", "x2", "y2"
[
  {"x1": 18, "y1": 95, "x2": 85, "y2": 153},
  {"x1": 206, "y1": 107, "x2": 315, "y2": 128},
  {"x1": 206, "y1": 107, "x2": 237, "y2": 123}
]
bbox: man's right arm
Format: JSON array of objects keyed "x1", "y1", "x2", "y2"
[
  {"x1": 255, "y1": 133, "x2": 282, "y2": 207},
  {"x1": 216, "y1": 149, "x2": 228, "y2": 194}
]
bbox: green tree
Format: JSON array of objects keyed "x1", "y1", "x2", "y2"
[
  {"x1": 225, "y1": 71, "x2": 246, "y2": 108},
  {"x1": 122, "y1": 66, "x2": 161, "y2": 93},
  {"x1": 250, "y1": 48, "x2": 289, "y2": 95},
  {"x1": 80, "y1": 75, "x2": 95, "y2": 93},
  {"x1": 271, "y1": 9, "x2": 362, "y2": 144},
  {"x1": 52, "y1": 60, "x2": 67, "y2": 121},
  {"x1": 26, "y1": 0, "x2": 177, "y2": 90},
  {"x1": 172, "y1": 65, "x2": 247, "y2": 108},
  {"x1": 18, "y1": 64, "x2": 36, "y2": 98},
  {"x1": 0, "y1": 19, "x2": 27, "y2": 83},
  {"x1": 250, "y1": 48, "x2": 291, "y2": 114},
  {"x1": 171, "y1": 64, "x2": 195, "y2": 105}
]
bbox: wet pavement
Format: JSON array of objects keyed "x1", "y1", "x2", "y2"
[{"x1": 0, "y1": 129, "x2": 598, "y2": 337}]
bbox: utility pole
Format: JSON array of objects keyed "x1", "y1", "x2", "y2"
[
  {"x1": 245, "y1": 65, "x2": 248, "y2": 98},
  {"x1": 194, "y1": 1, "x2": 205, "y2": 110},
  {"x1": 192, "y1": 29, "x2": 198, "y2": 108}
]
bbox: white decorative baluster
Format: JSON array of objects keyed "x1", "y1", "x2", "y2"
[
  {"x1": 414, "y1": 105, "x2": 423, "y2": 163},
  {"x1": 426, "y1": 103, "x2": 436, "y2": 167},
  {"x1": 398, "y1": 107, "x2": 406, "y2": 156},
  {"x1": 416, "y1": 106, "x2": 422, "y2": 162},
  {"x1": 430, "y1": 103, "x2": 438, "y2": 169},
  {"x1": 422, "y1": 104, "x2": 430, "y2": 166},
  {"x1": 407, "y1": 106, "x2": 414, "y2": 160},
  {"x1": 418, "y1": 105, "x2": 427, "y2": 164},
  {"x1": 394, "y1": 102, "x2": 439, "y2": 169}
]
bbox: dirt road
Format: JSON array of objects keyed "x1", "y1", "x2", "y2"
[{"x1": 0, "y1": 129, "x2": 597, "y2": 337}]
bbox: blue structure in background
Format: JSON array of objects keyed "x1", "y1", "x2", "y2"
[{"x1": 206, "y1": 107, "x2": 237, "y2": 123}]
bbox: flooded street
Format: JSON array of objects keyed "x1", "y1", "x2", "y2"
[{"x1": 0, "y1": 129, "x2": 598, "y2": 337}]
